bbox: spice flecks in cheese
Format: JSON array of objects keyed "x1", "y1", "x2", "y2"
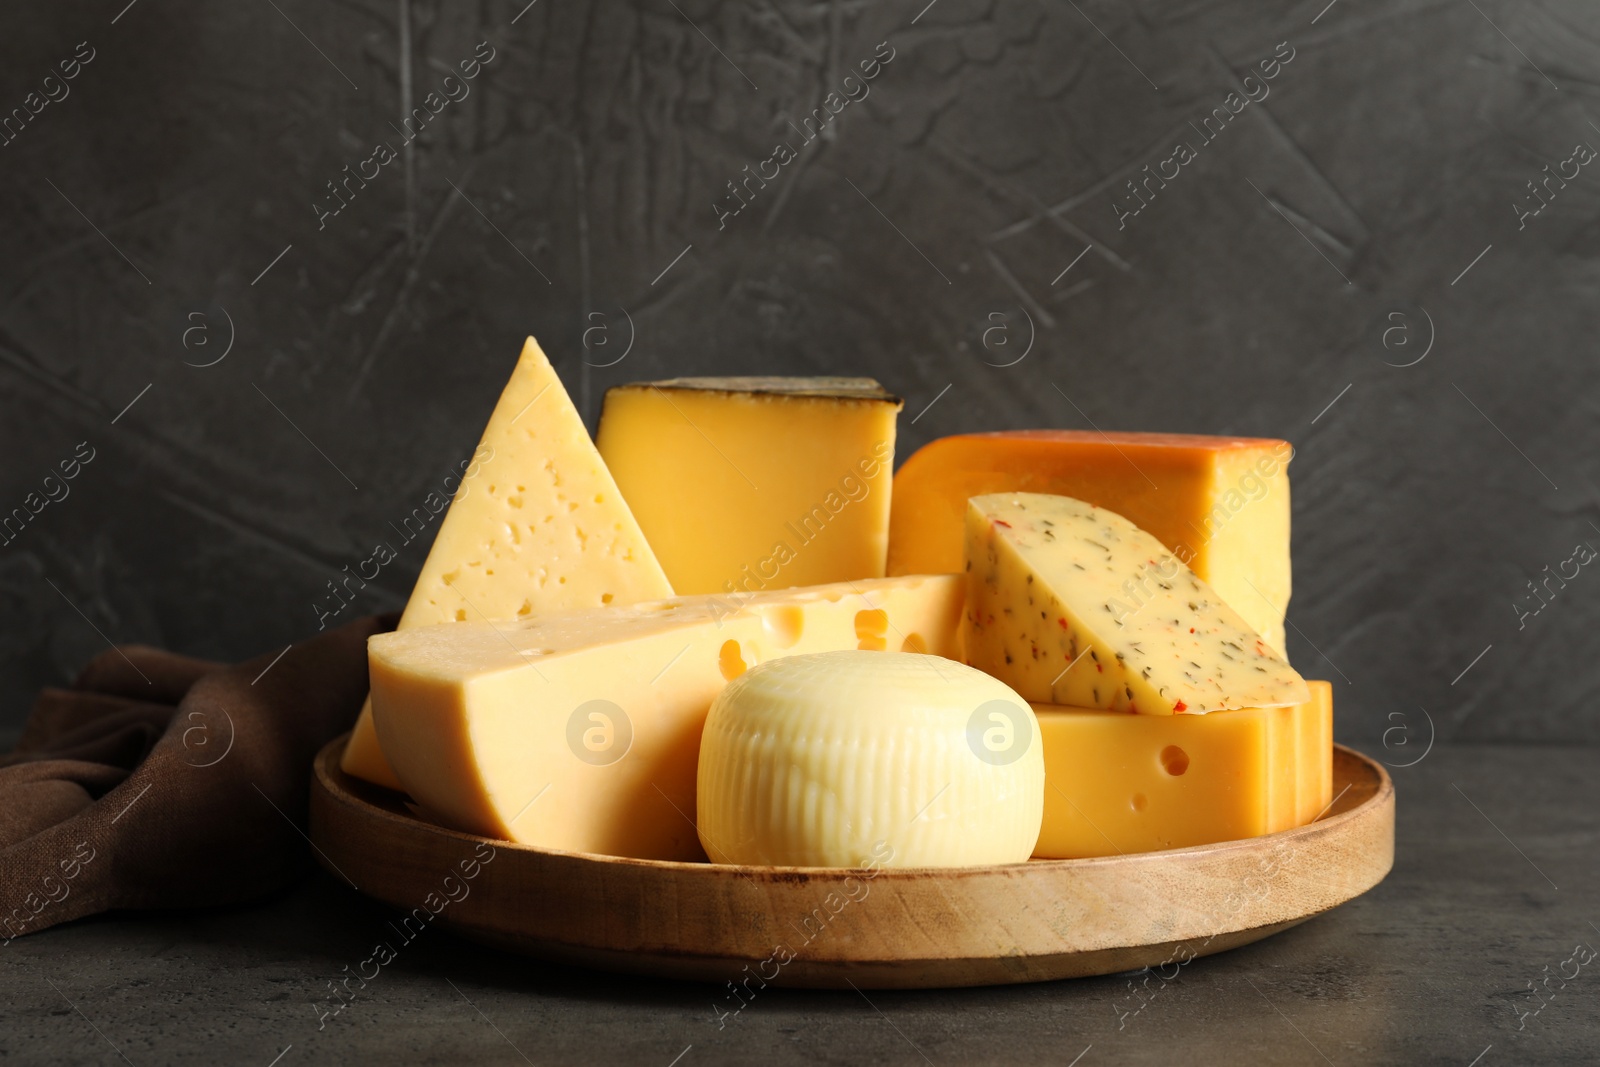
[
  {"x1": 963, "y1": 493, "x2": 1308, "y2": 713},
  {"x1": 887, "y1": 430, "x2": 1294, "y2": 656}
]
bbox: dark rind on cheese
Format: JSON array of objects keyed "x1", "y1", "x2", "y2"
[{"x1": 608, "y1": 377, "x2": 902, "y2": 406}]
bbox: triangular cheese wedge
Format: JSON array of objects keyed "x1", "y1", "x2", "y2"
[
  {"x1": 340, "y1": 336, "x2": 674, "y2": 788},
  {"x1": 964, "y1": 492, "x2": 1307, "y2": 714}
]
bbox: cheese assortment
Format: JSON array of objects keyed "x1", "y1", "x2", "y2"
[
  {"x1": 1032, "y1": 681, "x2": 1333, "y2": 858},
  {"x1": 341, "y1": 336, "x2": 673, "y2": 790},
  {"x1": 963, "y1": 493, "x2": 1308, "y2": 712},
  {"x1": 597, "y1": 377, "x2": 901, "y2": 595},
  {"x1": 888, "y1": 431, "x2": 1293, "y2": 655},
  {"x1": 363, "y1": 335, "x2": 1336, "y2": 870},
  {"x1": 367, "y1": 575, "x2": 963, "y2": 859},
  {"x1": 697, "y1": 651, "x2": 1044, "y2": 867}
]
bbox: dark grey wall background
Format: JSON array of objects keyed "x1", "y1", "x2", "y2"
[{"x1": 1, "y1": 0, "x2": 1595, "y2": 746}]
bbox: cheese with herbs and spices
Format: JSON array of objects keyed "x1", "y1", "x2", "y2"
[
  {"x1": 886, "y1": 430, "x2": 1294, "y2": 656},
  {"x1": 963, "y1": 493, "x2": 1308, "y2": 713}
]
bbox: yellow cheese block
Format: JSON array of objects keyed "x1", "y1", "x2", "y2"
[
  {"x1": 596, "y1": 377, "x2": 901, "y2": 596},
  {"x1": 964, "y1": 493, "x2": 1308, "y2": 713},
  {"x1": 368, "y1": 575, "x2": 964, "y2": 860},
  {"x1": 888, "y1": 431, "x2": 1293, "y2": 656},
  {"x1": 1032, "y1": 680, "x2": 1333, "y2": 859},
  {"x1": 697, "y1": 651, "x2": 1044, "y2": 867},
  {"x1": 341, "y1": 336, "x2": 674, "y2": 790}
]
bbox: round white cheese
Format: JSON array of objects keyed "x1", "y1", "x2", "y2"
[{"x1": 697, "y1": 650, "x2": 1045, "y2": 867}]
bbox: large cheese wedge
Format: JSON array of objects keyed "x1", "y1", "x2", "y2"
[
  {"x1": 368, "y1": 575, "x2": 964, "y2": 860},
  {"x1": 697, "y1": 651, "x2": 1044, "y2": 867},
  {"x1": 1032, "y1": 681, "x2": 1333, "y2": 858},
  {"x1": 341, "y1": 336, "x2": 674, "y2": 790},
  {"x1": 888, "y1": 431, "x2": 1293, "y2": 655},
  {"x1": 964, "y1": 493, "x2": 1308, "y2": 713},
  {"x1": 596, "y1": 377, "x2": 901, "y2": 596}
]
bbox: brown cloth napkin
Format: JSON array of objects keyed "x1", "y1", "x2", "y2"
[{"x1": 0, "y1": 613, "x2": 393, "y2": 940}]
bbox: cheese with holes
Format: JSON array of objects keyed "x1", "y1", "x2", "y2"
[
  {"x1": 368, "y1": 575, "x2": 963, "y2": 860},
  {"x1": 964, "y1": 493, "x2": 1308, "y2": 713},
  {"x1": 596, "y1": 377, "x2": 901, "y2": 596},
  {"x1": 341, "y1": 336, "x2": 674, "y2": 790},
  {"x1": 1032, "y1": 681, "x2": 1333, "y2": 858},
  {"x1": 888, "y1": 431, "x2": 1293, "y2": 655},
  {"x1": 698, "y1": 651, "x2": 1043, "y2": 867}
]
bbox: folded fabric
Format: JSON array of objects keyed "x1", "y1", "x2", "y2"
[{"x1": 0, "y1": 613, "x2": 393, "y2": 940}]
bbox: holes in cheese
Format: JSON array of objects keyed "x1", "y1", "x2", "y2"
[
  {"x1": 341, "y1": 336, "x2": 675, "y2": 790},
  {"x1": 1159, "y1": 745, "x2": 1189, "y2": 776},
  {"x1": 696, "y1": 651, "x2": 1045, "y2": 867},
  {"x1": 963, "y1": 493, "x2": 1309, "y2": 714},
  {"x1": 761, "y1": 605, "x2": 806, "y2": 648},
  {"x1": 367, "y1": 575, "x2": 965, "y2": 860},
  {"x1": 1031, "y1": 681, "x2": 1334, "y2": 858},
  {"x1": 719, "y1": 639, "x2": 749, "y2": 681},
  {"x1": 854, "y1": 608, "x2": 889, "y2": 651}
]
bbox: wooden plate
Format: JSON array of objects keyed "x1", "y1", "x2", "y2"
[{"x1": 308, "y1": 738, "x2": 1392, "y2": 989}]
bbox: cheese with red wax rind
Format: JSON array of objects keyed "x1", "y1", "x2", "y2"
[{"x1": 888, "y1": 430, "x2": 1293, "y2": 656}]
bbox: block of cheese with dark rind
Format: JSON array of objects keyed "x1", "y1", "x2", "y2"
[
  {"x1": 369, "y1": 574, "x2": 964, "y2": 861},
  {"x1": 887, "y1": 430, "x2": 1293, "y2": 657},
  {"x1": 597, "y1": 376, "x2": 902, "y2": 597},
  {"x1": 963, "y1": 492, "x2": 1308, "y2": 713}
]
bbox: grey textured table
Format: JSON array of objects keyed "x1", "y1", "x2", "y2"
[
  {"x1": 1, "y1": 743, "x2": 1592, "y2": 1066},
  {"x1": 5, "y1": 0, "x2": 1599, "y2": 1063}
]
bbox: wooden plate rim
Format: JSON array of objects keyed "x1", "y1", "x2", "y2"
[{"x1": 310, "y1": 735, "x2": 1393, "y2": 877}]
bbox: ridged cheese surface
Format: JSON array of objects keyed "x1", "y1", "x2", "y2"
[
  {"x1": 697, "y1": 651, "x2": 1045, "y2": 867},
  {"x1": 964, "y1": 493, "x2": 1308, "y2": 713}
]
